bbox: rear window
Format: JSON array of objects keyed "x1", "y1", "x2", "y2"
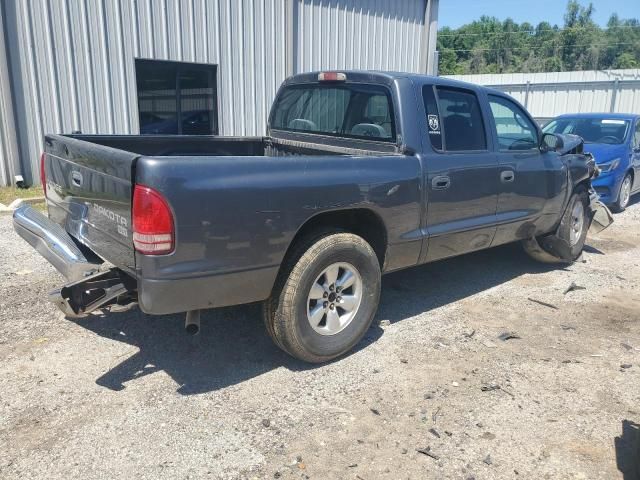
[{"x1": 271, "y1": 84, "x2": 396, "y2": 142}]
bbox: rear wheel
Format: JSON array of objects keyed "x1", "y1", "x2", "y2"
[
  {"x1": 263, "y1": 232, "x2": 381, "y2": 363},
  {"x1": 612, "y1": 173, "x2": 632, "y2": 213}
]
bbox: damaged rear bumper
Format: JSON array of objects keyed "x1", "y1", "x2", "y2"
[
  {"x1": 13, "y1": 204, "x2": 101, "y2": 281},
  {"x1": 13, "y1": 205, "x2": 136, "y2": 317}
]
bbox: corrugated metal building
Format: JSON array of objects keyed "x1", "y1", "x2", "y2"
[
  {"x1": 445, "y1": 69, "x2": 640, "y2": 124},
  {"x1": 0, "y1": 0, "x2": 439, "y2": 186}
]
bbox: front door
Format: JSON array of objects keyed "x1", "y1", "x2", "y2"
[
  {"x1": 486, "y1": 94, "x2": 564, "y2": 246},
  {"x1": 421, "y1": 85, "x2": 500, "y2": 261}
]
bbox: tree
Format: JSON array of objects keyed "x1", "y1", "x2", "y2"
[{"x1": 437, "y1": 1, "x2": 640, "y2": 75}]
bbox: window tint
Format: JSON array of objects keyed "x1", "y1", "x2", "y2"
[
  {"x1": 489, "y1": 95, "x2": 538, "y2": 151},
  {"x1": 271, "y1": 84, "x2": 395, "y2": 142},
  {"x1": 136, "y1": 59, "x2": 218, "y2": 135},
  {"x1": 436, "y1": 87, "x2": 487, "y2": 151},
  {"x1": 422, "y1": 85, "x2": 442, "y2": 150},
  {"x1": 634, "y1": 120, "x2": 640, "y2": 148}
]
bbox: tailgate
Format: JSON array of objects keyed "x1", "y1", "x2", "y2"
[{"x1": 44, "y1": 134, "x2": 138, "y2": 274}]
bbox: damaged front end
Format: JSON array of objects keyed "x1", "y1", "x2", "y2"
[{"x1": 523, "y1": 134, "x2": 613, "y2": 263}]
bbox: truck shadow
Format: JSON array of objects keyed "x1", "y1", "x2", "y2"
[
  {"x1": 75, "y1": 242, "x2": 565, "y2": 395},
  {"x1": 615, "y1": 419, "x2": 640, "y2": 480}
]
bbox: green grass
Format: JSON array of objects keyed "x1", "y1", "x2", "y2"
[{"x1": 0, "y1": 185, "x2": 44, "y2": 205}]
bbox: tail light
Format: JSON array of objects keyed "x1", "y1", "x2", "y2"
[
  {"x1": 132, "y1": 185, "x2": 174, "y2": 255},
  {"x1": 40, "y1": 152, "x2": 46, "y2": 196}
]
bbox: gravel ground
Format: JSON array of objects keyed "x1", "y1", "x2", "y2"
[{"x1": 0, "y1": 200, "x2": 639, "y2": 480}]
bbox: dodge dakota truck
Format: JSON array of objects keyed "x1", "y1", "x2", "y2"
[{"x1": 14, "y1": 71, "x2": 611, "y2": 363}]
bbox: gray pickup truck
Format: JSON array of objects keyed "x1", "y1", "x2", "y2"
[{"x1": 14, "y1": 71, "x2": 611, "y2": 363}]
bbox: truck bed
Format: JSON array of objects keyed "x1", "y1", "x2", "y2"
[{"x1": 42, "y1": 133, "x2": 409, "y2": 314}]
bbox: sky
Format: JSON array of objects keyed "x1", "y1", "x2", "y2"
[{"x1": 438, "y1": 0, "x2": 639, "y2": 29}]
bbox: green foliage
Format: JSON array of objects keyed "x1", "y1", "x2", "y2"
[{"x1": 437, "y1": 1, "x2": 640, "y2": 75}]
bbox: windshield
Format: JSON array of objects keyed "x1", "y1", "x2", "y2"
[
  {"x1": 271, "y1": 84, "x2": 396, "y2": 142},
  {"x1": 543, "y1": 117, "x2": 630, "y2": 144}
]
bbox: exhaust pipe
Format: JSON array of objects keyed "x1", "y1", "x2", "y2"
[{"x1": 185, "y1": 310, "x2": 201, "y2": 335}]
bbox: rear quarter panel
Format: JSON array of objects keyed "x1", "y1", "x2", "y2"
[{"x1": 134, "y1": 153, "x2": 423, "y2": 292}]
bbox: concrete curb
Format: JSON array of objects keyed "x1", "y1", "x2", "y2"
[{"x1": 0, "y1": 196, "x2": 45, "y2": 215}]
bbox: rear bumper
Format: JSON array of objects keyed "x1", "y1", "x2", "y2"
[
  {"x1": 13, "y1": 204, "x2": 102, "y2": 281},
  {"x1": 137, "y1": 265, "x2": 279, "y2": 315}
]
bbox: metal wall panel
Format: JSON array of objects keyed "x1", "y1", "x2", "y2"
[
  {"x1": 2, "y1": 0, "x2": 289, "y2": 185},
  {"x1": 295, "y1": 0, "x2": 427, "y2": 74},
  {"x1": 1, "y1": 0, "x2": 431, "y2": 185},
  {"x1": 0, "y1": 2, "x2": 21, "y2": 186},
  {"x1": 445, "y1": 69, "x2": 640, "y2": 121}
]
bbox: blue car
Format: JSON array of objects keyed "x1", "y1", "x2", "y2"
[{"x1": 543, "y1": 113, "x2": 640, "y2": 212}]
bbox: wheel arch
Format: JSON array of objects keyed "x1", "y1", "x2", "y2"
[{"x1": 283, "y1": 208, "x2": 388, "y2": 270}]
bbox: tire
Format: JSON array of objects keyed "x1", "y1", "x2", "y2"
[
  {"x1": 263, "y1": 232, "x2": 381, "y2": 363},
  {"x1": 611, "y1": 173, "x2": 632, "y2": 213},
  {"x1": 523, "y1": 188, "x2": 590, "y2": 263}
]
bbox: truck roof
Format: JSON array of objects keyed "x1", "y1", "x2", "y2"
[{"x1": 284, "y1": 70, "x2": 492, "y2": 93}]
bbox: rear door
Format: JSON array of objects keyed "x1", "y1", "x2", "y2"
[
  {"x1": 421, "y1": 84, "x2": 500, "y2": 261},
  {"x1": 44, "y1": 135, "x2": 137, "y2": 274},
  {"x1": 485, "y1": 95, "x2": 564, "y2": 246}
]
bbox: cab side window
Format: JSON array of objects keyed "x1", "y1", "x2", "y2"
[
  {"x1": 634, "y1": 120, "x2": 640, "y2": 149},
  {"x1": 422, "y1": 85, "x2": 487, "y2": 152},
  {"x1": 488, "y1": 95, "x2": 538, "y2": 151}
]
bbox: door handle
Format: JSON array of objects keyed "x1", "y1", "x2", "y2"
[
  {"x1": 71, "y1": 171, "x2": 83, "y2": 187},
  {"x1": 432, "y1": 175, "x2": 451, "y2": 190},
  {"x1": 500, "y1": 170, "x2": 515, "y2": 183}
]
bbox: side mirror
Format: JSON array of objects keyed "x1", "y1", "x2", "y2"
[{"x1": 540, "y1": 132, "x2": 563, "y2": 153}]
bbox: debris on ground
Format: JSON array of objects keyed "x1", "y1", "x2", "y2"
[
  {"x1": 429, "y1": 428, "x2": 441, "y2": 438},
  {"x1": 370, "y1": 408, "x2": 381, "y2": 416},
  {"x1": 262, "y1": 419, "x2": 271, "y2": 428},
  {"x1": 378, "y1": 319, "x2": 391, "y2": 327},
  {"x1": 400, "y1": 358, "x2": 408, "y2": 364},
  {"x1": 621, "y1": 343, "x2": 633, "y2": 351},
  {"x1": 621, "y1": 364, "x2": 632, "y2": 369},
  {"x1": 563, "y1": 281, "x2": 586, "y2": 294},
  {"x1": 480, "y1": 383, "x2": 515, "y2": 398},
  {"x1": 498, "y1": 331, "x2": 521, "y2": 341},
  {"x1": 483, "y1": 454, "x2": 493, "y2": 465},
  {"x1": 560, "y1": 324, "x2": 576, "y2": 330},
  {"x1": 432, "y1": 407, "x2": 441, "y2": 423},
  {"x1": 416, "y1": 447, "x2": 439, "y2": 460},
  {"x1": 463, "y1": 329, "x2": 476, "y2": 338},
  {"x1": 527, "y1": 297, "x2": 559, "y2": 310},
  {"x1": 480, "y1": 384, "x2": 501, "y2": 392}
]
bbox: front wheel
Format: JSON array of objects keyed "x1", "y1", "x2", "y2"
[
  {"x1": 263, "y1": 232, "x2": 381, "y2": 363},
  {"x1": 612, "y1": 173, "x2": 632, "y2": 213},
  {"x1": 523, "y1": 188, "x2": 590, "y2": 263}
]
